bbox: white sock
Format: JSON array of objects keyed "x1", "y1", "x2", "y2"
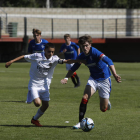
[{"x1": 33, "y1": 108, "x2": 44, "y2": 120}]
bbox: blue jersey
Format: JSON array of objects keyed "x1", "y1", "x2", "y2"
[
  {"x1": 71, "y1": 47, "x2": 113, "y2": 81},
  {"x1": 28, "y1": 39, "x2": 49, "y2": 53},
  {"x1": 59, "y1": 42, "x2": 79, "y2": 60}
]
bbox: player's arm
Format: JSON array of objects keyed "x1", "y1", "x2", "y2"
[
  {"x1": 5, "y1": 55, "x2": 25, "y2": 68},
  {"x1": 59, "y1": 45, "x2": 67, "y2": 55},
  {"x1": 59, "y1": 49, "x2": 67, "y2": 55},
  {"x1": 61, "y1": 70, "x2": 74, "y2": 84},
  {"x1": 58, "y1": 59, "x2": 86, "y2": 64},
  {"x1": 109, "y1": 65, "x2": 121, "y2": 83},
  {"x1": 101, "y1": 55, "x2": 121, "y2": 83},
  {"x1": 61, "y1": 61, "x2": 81, "y2": 84},
  {"x1": 77, "y1": 48, "x2": 80, "y2": 55}
]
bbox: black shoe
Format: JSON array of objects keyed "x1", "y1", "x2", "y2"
[{"x1": 74, "y1": 83, "x2": 80, "y2": 88}]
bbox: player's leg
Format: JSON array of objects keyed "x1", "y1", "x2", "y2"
[
  {"x1": 31, "y1": 101, "x2": 49, "y2": 127},
  {"x1": 79, "y1": 85, "x2": 95, "y2": 122},
  {"x1": 73, "y1": 85, "x2": 95, "y2": 129},
  {"x1": 73, "y1": 72, "x2": 80, "y2": 88},
  {"x1": 33, "y1": 97, "x2": 42, "y2": 107},
  {"x1": 73, "y1": 77, "x2": 97, "y2": 129},
  {"x1": 31, "y1": 88, "x2": 50, "y2": 127},
  {"x1": 66, "y1": 63, "x2": 77, "y2": 87},
  {"x1": 71, "y1": 75, "x2": 77, "y2": 87},
  {"x1": 98, "y1": 78, "x2": 111, "y2": 112},
  {"x1": 100, "y1": 97, "x2": 109, "y2": 112}
]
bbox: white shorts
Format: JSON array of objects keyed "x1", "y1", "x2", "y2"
[
  {"x1": 26, "y1": 86, "x2": 50, "y2": 104},
  {"x1": 87, "y1": 76, "x2": 111, "y2": 99},
  {"x1": 66, "y1": 63, "x2": 74, "y2": 71}
]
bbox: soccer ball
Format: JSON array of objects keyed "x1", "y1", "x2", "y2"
[{"x1": 80, "y1": 118, "x2": 94, "y2": 132}]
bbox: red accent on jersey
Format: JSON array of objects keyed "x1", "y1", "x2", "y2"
[{"x1": 99, "y1": 53, "x2": 104, "y2": 59}]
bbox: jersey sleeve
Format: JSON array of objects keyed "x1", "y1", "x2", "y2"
[
  {"x1": 93, "y1": 48, "x2": 113, "y2": 66},
  {"x1": 102, "y1": 56, "x2": 114, "y2": 66},
  {"x1": 73, "y1": 42, "x2": 79, "y2": 50},
  {"x1": 53, "y1": 55, "x2": 60, "y2": 63},
  {"x1": 92, "y1": 48, "x2": 104, "y2": 60},
  {"x1": 24, "y1": 53, "x2": 38, "y2": 62},
  {"x1": 70, "y1": 54, "x2": 83, "y2": 72},
  {"x1": 43, "y1": 39, "x2": 49, "y2": 44}
]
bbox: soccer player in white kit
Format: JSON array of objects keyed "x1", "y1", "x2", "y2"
[{"x1": 5, "y1": 43, "x2": 73, "y2": 127}]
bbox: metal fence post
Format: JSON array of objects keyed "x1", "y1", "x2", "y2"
[
  {"x1": 115, "y1": 19, "x2": 117, "y2": 38},
  {"x1": 23, "y1": 17, "x2": 29, "y2": 54},
  {"x1": 6, "y1": 13, "x2": 8, "y2": 33},
  {"x1": 0, "y1": 17, "x2": 1, "y2": 39},
  {"x1": 77, "y1": 19, "x2": 79, "y2": 39},
  {"x1": 102, "y1": 19, "x2": 104, "y2": 39},
  {"x1": 24, "y1": 17, "x2": 27, "y2": 37},
  {"x1": 51, "y1": 18, "x2": 53, "y2": 39}
]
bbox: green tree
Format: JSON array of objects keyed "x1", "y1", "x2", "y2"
[{"x1": 1, "y1": 0, "x2": 140, "y2": 8}]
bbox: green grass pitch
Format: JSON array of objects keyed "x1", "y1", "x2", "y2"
[{"x1": 0, "y1": 62, "x2": 140, "y2": 140}]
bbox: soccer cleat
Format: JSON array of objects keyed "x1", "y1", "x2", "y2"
[
  {"x1": 31, "y1": 117, "x2": 42, "y2": 127},
  {"x1": 73, "y1": 122, "x2": 81, "y2": 129},
  {"x1": 74, "y1": 82, "x2": 80, "y2": 88},
  {"x1": 107, "y1": 100, "x2": 111, "y2": 110}
]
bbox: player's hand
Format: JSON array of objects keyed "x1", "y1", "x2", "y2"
[
  {"x1": 63, "y1": 49, "x2": 67, "y2": 53},
  {"x1": 65, "y1": 59, "x2": 71, "y2": 64},
  {"x1": 114, "y1": 74, "x2": 121, "y2": 83},
  {"x1": 61, "y1": 79, "x2": 68, "y2": 84},
  {"x1": 5, "y1": 61, "x2": 12, "y2": 68}
]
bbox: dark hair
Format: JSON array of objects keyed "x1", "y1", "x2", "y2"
[
  {"x1": 45, "y1": 43, "x2": 55, "y2": 49},
  {"x1": 32, "y1": 28, "x2": 41, "y2": 35},
  {"x1": 78, "y1": 35, "x2": 92, "y2": 45},
  {"x1": 64, "y1": 34, "x2": 71, "y2": 39}
]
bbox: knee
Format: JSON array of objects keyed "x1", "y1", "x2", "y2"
[
  {"x1": 34, "y1": 100, "x2": 41, "y2": 107},
  {"x1": 100, "y1": 106, "x2": 108, "y2": 112},
  {"x1": 34, "y1": 103, "x2": 41, "y2": 107},
  {"x1": 83, "y1": 94, "x2": 88, "y2": 100}
]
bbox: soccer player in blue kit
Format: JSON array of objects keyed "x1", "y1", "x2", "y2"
[
  {"x1": 59, "y1": 34, "x2": 80, "y2": 87},
  {"x1": 28, "y1": 28, "x2": 48, "y2": 54},
  {"x1": 28, "y1": 29, "x2": 52, "y2": 89},
  {"x1": 61, "y1": 35, "x2": 121, "y2": 129}
]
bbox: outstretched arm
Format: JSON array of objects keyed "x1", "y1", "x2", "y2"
[
  {"x1": 5, "y1": 55, "x2": 25, "y2": 68},
  {"x1": 77, "y1": 48, "x2": 80, "y2": 55},
  {"x1": 59, "y1": 49, "x2": 67, "y2": 55},
  {"x1": 63, "y1": 59, "x2": 86, "y2": 64},
  {"x1": 101, "y1": 55, "x2": 121, "y2": 83},
  {"x1": 109, "y1": 65, "x2": 121, "y2": 83},
  {"x1": 61, "y1": 70, "x2": 74, "y2": 84}
]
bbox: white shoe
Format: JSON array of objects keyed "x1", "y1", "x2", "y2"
[
  {"x1": 107, "y1": 100, "x2": 111, "y2": 110},
  {"x1": 73, "y1": 122, "x2": 81, "y2": 129}
]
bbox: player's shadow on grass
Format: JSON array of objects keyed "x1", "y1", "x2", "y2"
[
  {"x1": 0, "y1": 125, "x2": 72, "y2": 128},
  {"x1": 0, "y1": 101, "x2": 25, "y2": 103},
  {"x1": 50, "y1": 86, "x2": 75, "y2": 89}
]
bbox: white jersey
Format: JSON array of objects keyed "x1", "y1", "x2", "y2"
[{"x1": 24, "y1": 53, "x2": 59, "y2": 90}]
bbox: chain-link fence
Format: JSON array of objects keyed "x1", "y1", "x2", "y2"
[{"x1": 1, "y1": 16, "x2": 140, "y2": 38}]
